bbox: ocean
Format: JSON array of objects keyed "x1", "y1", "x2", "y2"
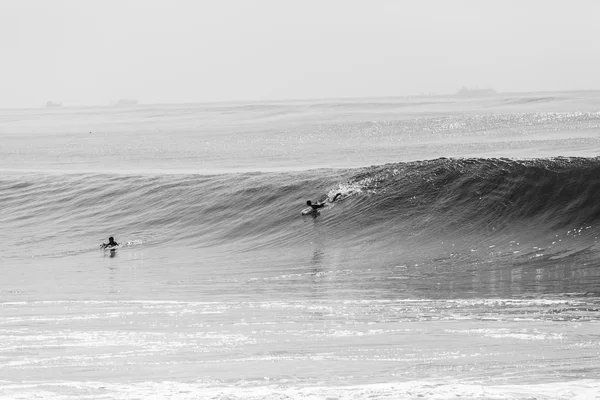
[{"x1": 1, "y1": 92, "x2": 600, "y2": 399}]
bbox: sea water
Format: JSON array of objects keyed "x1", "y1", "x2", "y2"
[{"x1": 1, "y1": 92, "x2": 600, "y2": 399}]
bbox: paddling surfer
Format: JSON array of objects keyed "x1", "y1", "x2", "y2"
[
  {"x1": 101, "y1": 237, "x2": 119, "y2": 249},
  {"x1": 306, "y1": 193, "x2": 342, "y2": 210}
]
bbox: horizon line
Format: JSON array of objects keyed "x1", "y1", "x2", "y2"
[{"x1": 2, "y1": 88, "x2": 600, "y2": 111}]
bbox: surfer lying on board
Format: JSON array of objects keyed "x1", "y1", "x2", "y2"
[
  {"x1": 306, "y1": 193, "x2": 342, "y2": 210},
  {"x1": 101, "y1": 237, "x2": 119, "y2": 249}
]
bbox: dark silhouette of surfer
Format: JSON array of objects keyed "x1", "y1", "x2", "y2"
[
  {"x1": 101, "y1": 237, "x2": 119, "y2": 249},
  {"x1": 306, "y1": 193, "x2": 342, "y2": 210}
]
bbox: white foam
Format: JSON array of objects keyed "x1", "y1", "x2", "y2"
[{"x1": 1, "y1": 380, "x2": 599, "y2": 400}]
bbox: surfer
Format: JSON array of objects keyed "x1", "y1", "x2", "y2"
[
  {"x1": 306, "y1": 200, "x2": 326, "y2": 211},
  {"x1": 101, "y1": 237, "x2": 119, "y2": 249},
  {"x1": 306, "y1": 193, "x2": 342, "y2": 210}
]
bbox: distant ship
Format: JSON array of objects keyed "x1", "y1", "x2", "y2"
[
  {"x1": 45, "y1": 101, "x2": 62, "y2": 108},
  {"x1": 455, "y1": 87, "x2": 498, "y2": 97},
  {"x1": 116, "y1": 99, "x2": 139, "y2": 106}
]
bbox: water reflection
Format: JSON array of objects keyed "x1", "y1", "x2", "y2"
[
  {"x1": 311, "y1": 248, "x2": 324, "y2": 269},
  {"x1": 102, "y1": 249, "x2": 118, "y2": 258},
  {"x1": 378, "y1": 251, "x2": 600, "y2": 299},
  {"x1": 295, "y1": 240, "x2": 600, "y2": 300}
]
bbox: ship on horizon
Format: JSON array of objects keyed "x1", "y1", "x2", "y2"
[{"x1": 45, "y1": 101, "x2": 62, "y2": 108}]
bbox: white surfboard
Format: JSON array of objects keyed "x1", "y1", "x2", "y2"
[{"x1": 301, "y1": 207, "x2": 319, "y2": 216}]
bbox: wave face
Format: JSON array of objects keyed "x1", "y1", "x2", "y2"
[
  {"x1": 4, "y1": 157, "x2": 600, "y2": 276},
  {"x1": 346, "y1": 156, "x2": 600, "y2": 235}
]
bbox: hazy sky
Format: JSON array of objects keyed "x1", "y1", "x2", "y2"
[{"x1": 1, "y1": 0, "x2": 599, "y2": 107}]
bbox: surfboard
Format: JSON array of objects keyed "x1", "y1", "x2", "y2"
[
  {"x1": 102, "y1": 245, "x2": 119, "y2": 251},
  {"x1": 301, "y1": 207, "x2": 319, "y2": 216}
]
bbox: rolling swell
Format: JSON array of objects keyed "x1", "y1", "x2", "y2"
[
  {"x1": 0, "y1": 170, "x2": 342, "y2": 258},
  {"x1": 3, "y1": 156, "x2": 600, "y2": 261}
]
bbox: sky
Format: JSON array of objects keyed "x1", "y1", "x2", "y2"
[{"x1": 1, "y1": 0, "x2": 599, "y2": 107}]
